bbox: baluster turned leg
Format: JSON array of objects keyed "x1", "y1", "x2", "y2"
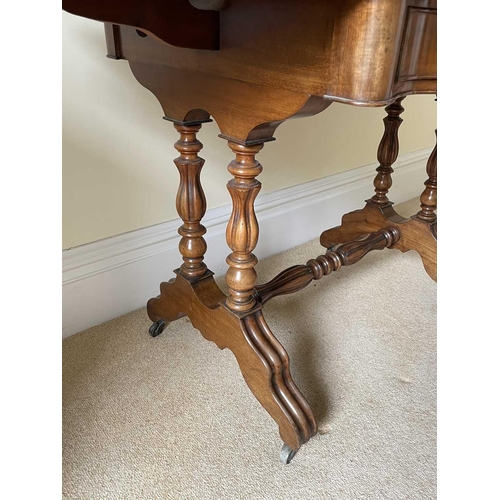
[
  {"x1": 319, "y1": 97, "x2": 436, "y2": 280},
  {"x1": 371, "y1": 97, "x2": 405, "y2": 205},
  {"x1": 147, "y1": 122, "x2": 209, "y2": 336},
  {"x1": 221, "y1": 141, "x2": 317, "y2": 460},
  {"x1": 224, "y1": 142, "x2": 263, "y2": 312},
  {"x1": 174, "y1": 123, "x2": 209, "y2": 279},
  {"x1": 415, "y1": 130, "x2": 437, "y2": 224},
  {"x1": 148, "y1": 137, "x2": 317, "y2": 459},
  {"x1": 320, "y1": 98, "x2": 406, "y2": 248}
]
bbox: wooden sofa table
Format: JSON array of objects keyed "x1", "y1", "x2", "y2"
[{"x1": 63, "y1": 0, "x2": 437, "y2": 463}]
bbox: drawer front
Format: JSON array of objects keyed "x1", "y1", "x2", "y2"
[{"x1": 395, "y1": 7, "x2": 437, "y2": 87}]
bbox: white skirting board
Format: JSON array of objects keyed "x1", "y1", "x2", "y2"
[{"x1": 62, "y1": 148, "x2": 431, "y2": 339}]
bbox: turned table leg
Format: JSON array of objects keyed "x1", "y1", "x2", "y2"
[
  {"x1": 224, "y1": 142, "x2": 263, "y2": 313},
  {"x1": 319, "y1": 98, "x2": 437, "y2": 281},
  {"x1": 320, "y1": 98, "x2": 406, "y2": 248},
  {"x1": 174, "y1": 123, "x2": 209, "y2": 280},
  {"x1": 147, "y1": 120, "x2": 211, "y2": 336},
  {"x1": 147, "y1": 135, "x2": 317, "y2": 461},
  {"x1": 415, "y1": 130, "x2": 437, "y2": 225},
  {"x1": 371, "y1": 97, "x2": 405, "y2": 206},
  {"x1": 223, "y1": 141, "x2": 317, "y2": 461}
]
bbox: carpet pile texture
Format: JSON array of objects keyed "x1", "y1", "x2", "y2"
[{"x1": 63, "y1": 199, "x2": 436, "y2": 499}]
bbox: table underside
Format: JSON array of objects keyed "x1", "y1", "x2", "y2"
[{"x1": 65, "y1": 0, "x2": 437, "y2": 142}]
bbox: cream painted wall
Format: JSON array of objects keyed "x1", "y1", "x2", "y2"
[{"x1": 62, "y1": 13, "x2": 437, "y2": 250}]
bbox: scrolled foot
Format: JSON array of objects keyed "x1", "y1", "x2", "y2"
[
  {"x1": 280, "y1": 443, "x2": 297, "y2": 464},
  {"x1": 147, "y1": 273, "x2": 317, "y2": 452},
  {"x1": 149, "y1": 319, "x2": 167, "y2": 337}
]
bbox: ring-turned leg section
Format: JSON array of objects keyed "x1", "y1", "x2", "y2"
[
  {"x1": 147, "y1": 119, "x2": 212, "y2": 333},
  {"x1": 256, "y1": 228, "x2": 400, "y2": 304},
  {"x1": 173, "y1": 122, "x2": 209, "y2": 280},
  {"x1": 415, "y1": 130, "x2": 437, "y2": 225},
  {"x1": 320, "y1": 97, "x2": 405, "y2": 247},
  {"x1": 222, "y1": 140, "x2": 316, "y2": 456},
  {"x1": 224, "y1": 142, "x2": 263, "y2": 313},
  {"x1": 320, "y1": 98, "x2": 405, "y2": 245},
  {"x1": 147, "y1": 137, "x2": 317, "y2": 459},
  {"x1": 320, "y1": 99, "x2": 437, "y2": 281},
  {"x1": 372, "y1": 97, "x2": 405, "y2": 206}
]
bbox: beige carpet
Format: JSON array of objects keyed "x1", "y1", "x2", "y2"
[{"x1": 63, "y1": 199, "x2": 436, "y2": 499}]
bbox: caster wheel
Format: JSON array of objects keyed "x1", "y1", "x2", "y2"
[
  {"x1": 149, "y1": 319, "x2": 166, "y2": 337},
  {"x1": 280, "y1": 444, "x2": 297, "y2": 464}
]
